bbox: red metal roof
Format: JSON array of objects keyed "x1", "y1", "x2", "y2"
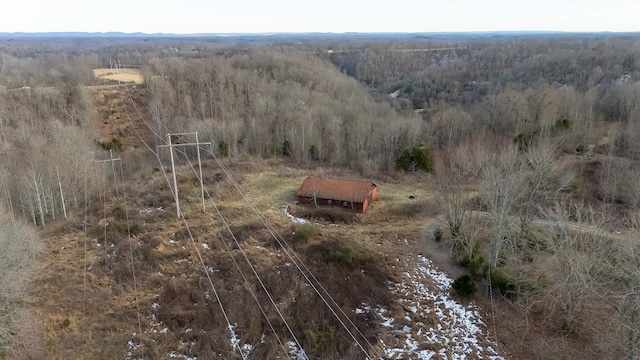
[{"x1": 296, "y1": 176, "x2": 376, "y2": 203}]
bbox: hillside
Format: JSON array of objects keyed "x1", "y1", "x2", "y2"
[
  {"x1": 1, "y1": 37, "x2": 640, "y2": 359},
  {"x1": 23, "y1": 154, "x2": 503, "y2": 359}
]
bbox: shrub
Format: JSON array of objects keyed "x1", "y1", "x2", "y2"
[
  {"x1": 98, "y1": 138, "x2": 124, "y2": 152},
  {"x1": 434, "y1": 227, "x2": 443, "y2": 242},
  {"x1": 302, "y1": 320, "x2": 337, "y2": 353},
  {"x1": 490, "y1": 269, "x2": 516, "y2": 298},
  {"x1": 396, "y1": 144, "x2": 433, "y2": 173},
  {"x1": 218, "y1": 141, "x2": 229, "y2": 157},
  {"x1": 282, "y1": 140, "x2": 292, "y2": 156},
  {"x1": 514, "y1": 131, "x2": 535, "y2": 151},
  {"x1": 452, "y1": 275, "x2": 477, "y2": 297},
  {"x1": 553, "y1": 118, "x2": 572, "y2": 132},
  {"x1": 308, "y1": 145, "x2": 320, "y2": 161},
  {"x1": 294, "y1": 223, "x2": 319, "y2": 243},
  {"x1": 460, "y1": 242, "x2": 486, "y2": 279},
  {"x1": 331, "y1": 246, "x2": 358, "y2": 264}
]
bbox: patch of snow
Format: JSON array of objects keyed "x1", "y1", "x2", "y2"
[
  {"x1": 125, "y1": 339, "x2": 140, "y2": 359},
  {"x1": 202, "y1": 243, "x2": 209, "y2": 250},
  {"x1": 169, "y1": 239, "x2": 178, "y2": 245},
  {"x1": 242, "y1": 343, "x2": 254, "y2": 353},
  {"x1": 287, "y1": 340, "x2": 307, "y2": 360},
  {"x1": 373, "y1": 255, "x2": 504, "y2": 359},
  {"x1": 283, "y1": 205, "x2": 309, "y2": 224},
  {"x1": 167, "y1": 351, "x2": 197, "y2": 360},
  {"x1": 139, "y1": 206, "x2": 165, "y2": 215},
  {"x1": 229, "y1": 324, "x2": 240, "y2": 351}
]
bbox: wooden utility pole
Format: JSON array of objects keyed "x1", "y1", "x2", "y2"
[
  {"x1": 93, "y1": 151, "x2": 122, "y2": 199},
  {"x1": 157, "y1": 132, "x2": 210, "y2": 218},
  {"x1": 56, "y1": 167, "x2": 67, "y2": 219}
]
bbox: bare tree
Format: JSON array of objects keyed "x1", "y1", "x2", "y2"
[
  {"x1": 606, "y1": 241, "x2": 640, "y2": 360},
  {"x1": 482, "y1": 145, "x2": 525, "y2": 268},
  {"x1": 515, "y1": 139, "x2": 574, "y2": 237},
  {"x1": 436, "y1": 151, "x2": 474, "y2": 239}
]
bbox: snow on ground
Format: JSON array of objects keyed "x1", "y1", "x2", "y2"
[
  {"x1": 138, "y1": 206, "x2": 165, "y2": 215},
  {"x1": 358, "y1": 255, "x2": 504, "y2": 359},
  {"x1": 283, "y1": 205, "x2": 309, "y2": 224},
  {"x1": 287, "y1": 340, "x2": 308, "y2": 360}
]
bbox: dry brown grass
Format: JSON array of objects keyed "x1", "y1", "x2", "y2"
[
  {"x1": 29, "y1": 155, "x2": 632, "y2": 359},
  {"x1": 22, "y1": 160, "x2": 445, "y2": 359},
  {"x1": 93, "y1": 68, "x2": 144, "y2": 84}
]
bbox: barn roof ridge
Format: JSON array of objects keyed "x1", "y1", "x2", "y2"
[{"x1": 302, "y1": 175, "x2": 377, "y2": 185}]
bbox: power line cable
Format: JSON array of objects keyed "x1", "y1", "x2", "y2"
[
  {"x1": 120, "y1": 160, "x2": 144, "y2": 358},
  {"x1": 202, "y1": 148, "x2": 378, "y2": 359},
  {"x1": 122, "y1": 82, "x2": 371, "y2": 358},
  {"x1": 179, "y1": 210, "x2": 247, "y2": 359},
  {"x1": 117, "y1": 86, "x2": 247, "y2": 358},
  {"x1": 178, "y1": 154, "x2": 295, "y2": 359}
]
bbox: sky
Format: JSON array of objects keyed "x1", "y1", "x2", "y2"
[{"x1": 1, "y1": 0, "x2": 639, "y2": 34}]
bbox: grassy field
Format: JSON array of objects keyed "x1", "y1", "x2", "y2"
[{"x1": 93, "y1": 68, "x2": 144, "y2": 84}]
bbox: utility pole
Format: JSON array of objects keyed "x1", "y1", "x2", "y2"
[
  {"x1": 93, "y1": 151, "x2": 122, "y2": 198},
  {"x1": 157, "y1": 132, "x2": 210, "y2": 218},
  {"x1": 56, "y1": 167, "x2": 67, "y2": 219}
]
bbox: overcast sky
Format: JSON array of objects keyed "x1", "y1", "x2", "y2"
[{"x1": 2, "y1": 0, "x2": 639, "y2": 34}]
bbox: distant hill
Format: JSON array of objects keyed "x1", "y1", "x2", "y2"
[{"x1": 0, "y1": 31, "x2": 639, "y2": 42}]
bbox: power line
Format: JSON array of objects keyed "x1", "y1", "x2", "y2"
[
  {"x1": 116, "y1": 87, "x2": 248, "y2": 358},
  {"x1": 173, "y1": 148, "x2": 304, "y2": 358},
  {"x1": 147, "y1": 109, "x2": 373, "y2": 357},
  {"x1": 202, "y1": 148, "x2": 378, "y2": 359},
  {"x1": 120, "y1": 83, "x2": 374, "y2": 358},
  {"x1": 207, "y1": 211, "x2": 292, "y2": 359},
  {"x1": 120, "y1": 159, "x2": 144, "y2": 358},
  {"x1": 179, "y1": 210, "x2": 247, "y2": 359}
]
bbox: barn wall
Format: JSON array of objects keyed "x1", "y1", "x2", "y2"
[{"x1": 297, "y1": 196, "x2": 365, "y2": 213}]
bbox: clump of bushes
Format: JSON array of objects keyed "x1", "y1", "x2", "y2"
[
  {"x1": 490, "y1": 269, "x2": 516, "y2": 298},
  {"x1": 308, "y1": 145, "x2": 320, "y2": 161},
  {"x1": 218, "y1": 141, "x2": 229, "y2": 157},
  {"x1": 459, "y1": 241, "x2": 486, "y2": 279},
  {"x1": 452, "y1": 275, "x2": 477, "y2": 297},
  {"x1": 513, "y1": 131, "x2": 535, "y2": 151},
  {"x1": 330, "y1": 246, "x2": 359, "y2": 264},
  {"x1": 98, "y1": 138, "x2": 123, "y2": 152},
  {"x1": 434, "y1": 227, "x2": 443, "y2": 242},
  {"x1": 396, "y1": 144, "x2": 433, "y2": 173},
  {"x1": 553, "y1": 118, "x2": 572, "y2": 132},
  {"x1": 294, "y1": 223, "x2": 319, "y2": 243},
  {"x1": 302, "y1": 320, "x2": 337, "y2": 353}
]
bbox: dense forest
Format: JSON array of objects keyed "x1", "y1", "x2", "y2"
[{"x1": 1, "y1": 34, "x2": 640, "y2": 358}]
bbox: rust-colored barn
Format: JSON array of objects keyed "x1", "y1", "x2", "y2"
[{"x1": 296, "y1": 176, "x2": 377, "y2": 213}]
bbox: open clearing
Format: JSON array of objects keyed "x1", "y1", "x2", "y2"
[
  {"x1": 27, "y1": 159, "x2": 504, "y2": 359},
  {"x1": 93, "y1": 68, "x2": 144, "y2": 84}
]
